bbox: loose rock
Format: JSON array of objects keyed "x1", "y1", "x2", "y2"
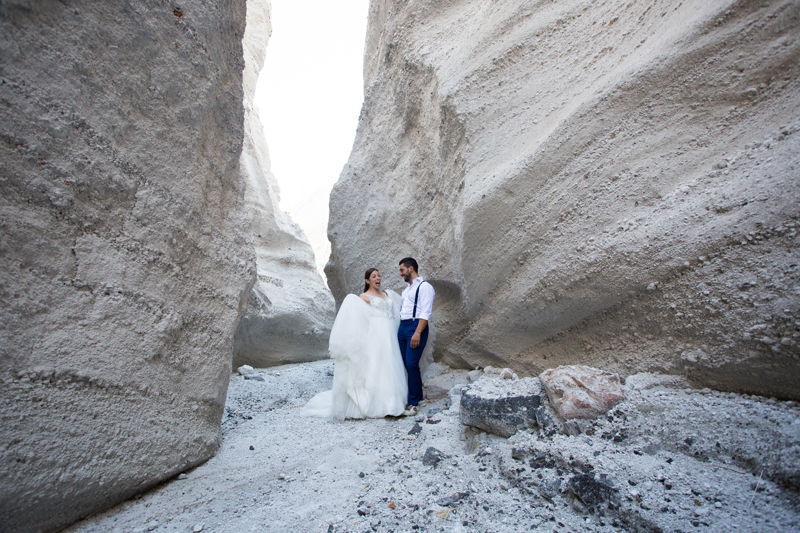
[
  {"x1": 422, "y1": 447, "x2": 448, "y2": 467},
  {"x1": 566, "y1": 474, "x2": 617, "y2": 511},
  {"x1": 237, "y1": 365, "x2": 256, "y2": 376},
  {"x1": 540, "y1": 365, "x2": 625, "y2": 420},
  {"x1": 460, "y1": 376, "x2": 546, "y2": 437}
]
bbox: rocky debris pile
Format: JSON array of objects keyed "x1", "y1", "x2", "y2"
[
  {"x1": 460, "y1": 365, "x2": 624, "y2": 438},
  {"x1": 495, "y1": 370, "x2": 800, "y2": 531},
  {"x1": 68, "y1": 361, "x2": 800, "y2": 533},
  {"x1": 455, "y1": 363, "x2": 800, "y2": 530}
]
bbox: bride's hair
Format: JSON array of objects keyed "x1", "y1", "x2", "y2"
[{"x1": 363, "y1": 267, "x2": 379, "y2": 293}]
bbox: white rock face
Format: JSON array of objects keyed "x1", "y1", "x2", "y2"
[
  {"x1": 327, "y1": 1, "x2": 800, "y2": 399},
  {"x1": 234, "y1": 1, "x2": 334, "y2": 368},
  {"x1": 0, "y1": 3, "x2": 253, "y2": 531}
]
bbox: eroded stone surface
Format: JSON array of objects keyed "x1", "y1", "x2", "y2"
[
  {"x1": 0, "y1": 3, "x2": 251, "y2": 531},
  {"x1": 326, "y1": 0, "x2": 800, "y2": 399}
]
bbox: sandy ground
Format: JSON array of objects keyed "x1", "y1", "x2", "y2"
[{"x1": 66, "y1": 361, "x2": 800, "y2": 533}]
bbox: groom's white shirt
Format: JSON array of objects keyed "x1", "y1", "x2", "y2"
[{"x1": 400, "y1": 277, "x2": 435, "y2": 321}]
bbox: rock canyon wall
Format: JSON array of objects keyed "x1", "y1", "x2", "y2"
[
  {"x1": 327, "y1": 0, "x2": 800, "y2": 399},
  {"x1": 234, "y1": 1, "x2": 334, "y2": 369},
  {"x1": 0, "y1": 2, "x2": 254, "y2": 531}
]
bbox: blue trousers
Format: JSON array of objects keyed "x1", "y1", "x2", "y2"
[{"x1": 398, "y1": 319, "x2": 428, "y2": 406}]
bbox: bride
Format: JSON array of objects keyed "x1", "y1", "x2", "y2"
[{"x1": 302, "y1": 268, "x2": 408, "y2": 419}]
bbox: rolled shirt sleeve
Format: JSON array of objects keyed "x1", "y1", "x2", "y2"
[{"x1": 416, "y1": 282, "x2": 436, "y2": 321}]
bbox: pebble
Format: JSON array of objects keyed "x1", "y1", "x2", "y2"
[
  {"x1": 237, "y1": 365, "x2": 255, "y2": 376},
  {"x1": 499, "y1": 368, "x2": 517, "y2": 380},
  {"x1": 422, "y1": 447, "x2": 448, "y2": 467},
  {"x1": 437, "y1": 492, "x2": 470, "y2": 506},
  {"x1": 192, "y1": 524, "x2": 204, "y2": 532}
]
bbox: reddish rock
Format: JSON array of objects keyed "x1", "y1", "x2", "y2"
[{"x1": 540, "y1": 365, "x2": 624, "y2": 420}]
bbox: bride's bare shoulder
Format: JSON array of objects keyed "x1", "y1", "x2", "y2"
[{"x1": 358, "y1": 293, "x2": 370, "y2": 303}]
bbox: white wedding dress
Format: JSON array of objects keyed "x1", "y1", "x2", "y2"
[{"x1": 301, "y1": 291, "x2": 408, "y2": 419}]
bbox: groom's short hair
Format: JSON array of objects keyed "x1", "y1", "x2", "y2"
[{"x1": 399, "y1": 257, "x2": 418, "y2": 272}]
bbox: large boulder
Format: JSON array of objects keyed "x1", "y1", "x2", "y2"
[
  {"x1": 459, "y1": 375, "x2": 550, "y2": 437},
  {"x1": 233, "y1": 0, "x2": 334, "y2": 368},
  {"x1": 0, "y1": 2, "x2": 253, "y2": 531},
  {"x1": 539, "y1": 365, "x2": 625, "y2": 420},
  {"x1": 326, "y1": 1, "x2": 800, "y2": 399}
]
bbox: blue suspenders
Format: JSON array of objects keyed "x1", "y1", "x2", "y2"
[{"x1": 412, "y1": 281, "x2": 427, "y2": 319}]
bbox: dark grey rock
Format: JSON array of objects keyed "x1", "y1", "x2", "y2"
[
  {"x1": 436, "y1": 492, "x2": 470, "y2": 506},
  {"x1": 534, "y1": 405, "x2": 559, "y2": 435},
  {"x1": 538, "y1": 478, "x2": 562, "y2": 501},
  {"x1": 422, "y1": 447, "x2": 448, "y2": 467},
  {"x1": 529, "y1": 452, "x2": 557, "y2": 470},
  {"x1": 563, "y1": 420, "x2": 584, "y2": 436},
  {"x1": 511, "y1": 447, "x2": 528, "y2": 460},
  {"x1": 566, "y1": 473, "x2": 616, "y2": 511},
  {"x1": 459, "y1": 380, "x2": 546, "y2": 437},
  {"x1": 408, "y1": 422, "x2": 422, "y2": 436},
  {"x1": 244, "y1": 374, "x2": 265, "y2": 382}
]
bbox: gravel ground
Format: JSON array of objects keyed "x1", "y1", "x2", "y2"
[{"x1": 66, "y1": 361, "x2": 800, "y2": 533}]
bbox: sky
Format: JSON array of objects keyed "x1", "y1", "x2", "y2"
[{"x1": 254, "y1": 0, "x2": 370, "y2": 275}]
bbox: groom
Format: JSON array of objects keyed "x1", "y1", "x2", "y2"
[{"x1": 397, "y1": 257, "x2": 436, "y2": 416}]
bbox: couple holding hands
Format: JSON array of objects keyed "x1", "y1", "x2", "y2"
[{"x1": 304, "y1": 257, "x2": 436, "y2": 419}]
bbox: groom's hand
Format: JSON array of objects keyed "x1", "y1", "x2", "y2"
[{"x1": 410, "y1": 332, "x2": 421, "y2": 349}]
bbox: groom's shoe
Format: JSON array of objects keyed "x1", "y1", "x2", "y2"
[{"x1": 403, "y1": 405, "x2": 418, "y2": 417}]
